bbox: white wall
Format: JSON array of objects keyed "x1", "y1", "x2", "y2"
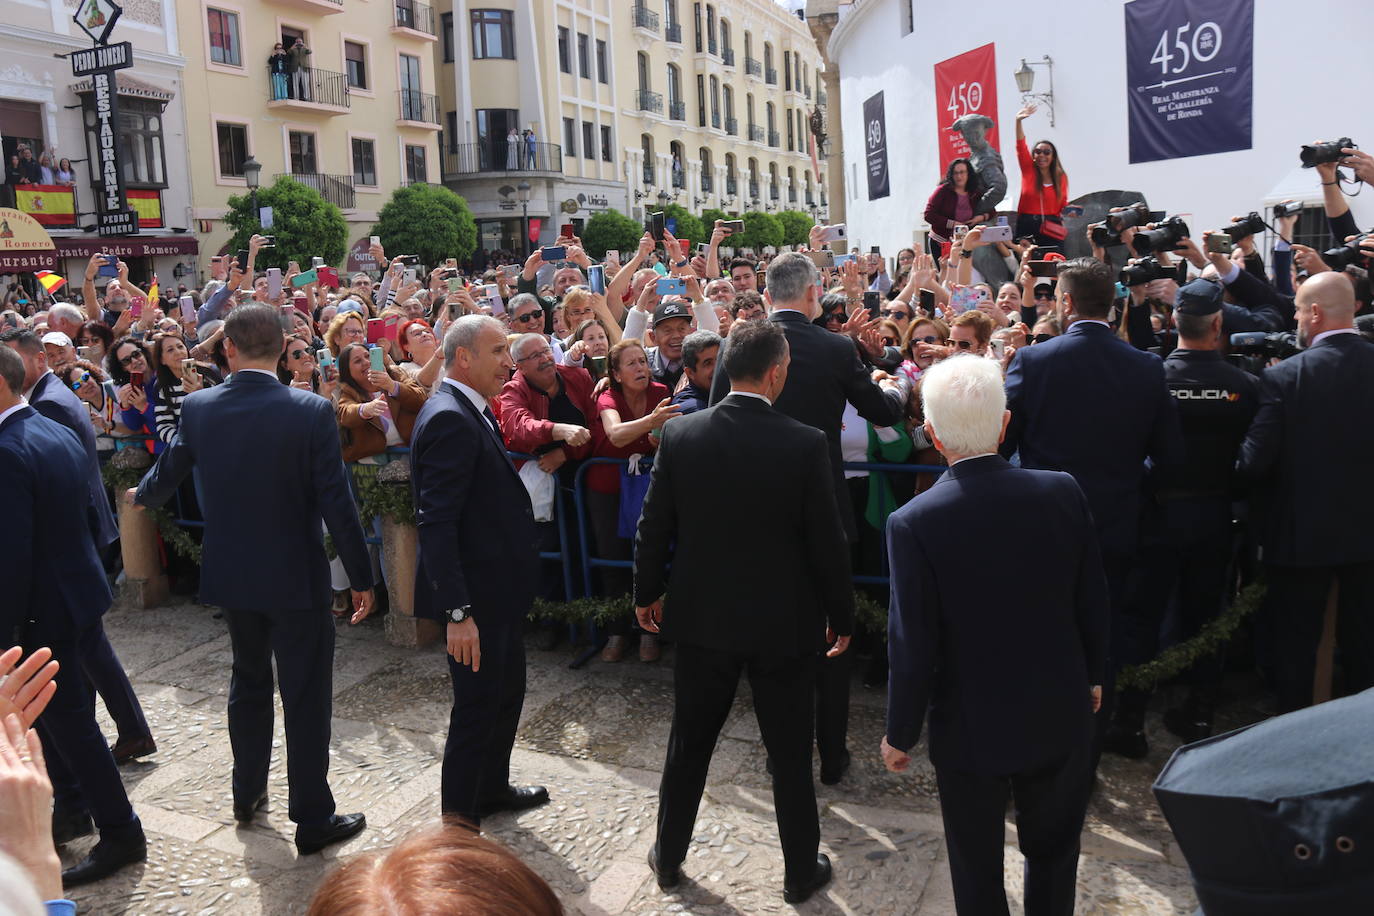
[{"x1": 828, "y1": 0, "x2": 1374, "y2": 256}]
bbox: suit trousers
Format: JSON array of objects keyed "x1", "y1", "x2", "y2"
[
  {"x1": 83, "y1": 621, "x2": 151, "y2": 742},
  {"x1": 441, "y1": 620, "x2": 526, "y2": 824},
  {"x1": 222, "y1": 606, "x2": 337, "y2": 826},
  {"x1": 658, "y1": 643, "x2": 819, "y2": 883},
  {"x1": 934, "y1": 742, "x2": 1092, "y2": 916},
  {"x1": 1266, "y1": 560, "x2": 1374, "y2": 712},
  {"x1": 37, "y1": 623, "x2": 138, "y2": 833},
  {"x1": 1095, "y1": 551, "x2": 1134, "y2": 741}
]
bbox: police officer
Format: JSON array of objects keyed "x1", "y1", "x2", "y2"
[{"x1": 1106, "y1": 279, "x2": 1259, "y2": 758}]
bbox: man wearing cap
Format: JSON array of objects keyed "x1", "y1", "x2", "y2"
[
  {"x1": 639, "y1": 300, "x2": 693, "y2": 391},
  {"x1": 1111, "y1": 279, "x2": 1260, "y2": 757},
  {"x1": 41, "y1": 331, "x2": 76, "y2": 367}
]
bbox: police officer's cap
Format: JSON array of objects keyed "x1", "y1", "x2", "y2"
[
  {"x1": 1153, "y1": 688, "x2": 1374, "y2": 915},
  {"x1": 1174, "y1": 278, "x2": 1224, "y2": 317}
]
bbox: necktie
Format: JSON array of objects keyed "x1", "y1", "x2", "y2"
[{"x1": 482, "y1": 406, "x2": 503, "y2": 444}]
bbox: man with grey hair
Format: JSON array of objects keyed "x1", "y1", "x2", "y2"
[
  {"x1": 882, "y1": 354, "x2": 1107, "y2": 916},
  {"x1": 46, "y1": 302, "x2": 85, "y2": 340},
  {"x1": 412, "y1": 315, "x2": 548, "y2": 825},
  {"x1": 709, "y1": 249, "x2": 907, "y2": 786}
]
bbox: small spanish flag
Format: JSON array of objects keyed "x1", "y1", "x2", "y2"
[
  {"x1": 147, "y1": 276, "x2": 159, "y2": 302},
  {"x1": 35, "y1": 270, "x2": 67, "y2": 294}
]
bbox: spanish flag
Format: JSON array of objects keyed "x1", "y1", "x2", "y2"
[
  {"x1": 35, "y1": 271, "x2": 67, "y2": 293},
  {"x1": 13, "y1": 185, "x2": 77, "y2": 229}
]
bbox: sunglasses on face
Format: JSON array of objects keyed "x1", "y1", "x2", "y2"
[
  {"x1": 1032, "y1": 333, "x2": 1055, "y2": 344},
  {"x1": 912, "y1": 335, "x2": 939, "y2": 344},
  {"x1": 880, "y1": 309, "x2": 909, "y2": 320},
  {"x1": 1033, "y1": 148, "x2": 1053, "y2": 156},
  {"x1": 68, "y1": 372, "x2": 91, "y2": 390},
  {"x1": 881, "y1": 336, "x2": 897, "y2": 347},
  {"x1": 824, "y1": 312, "x2": 844, "y2": 323},
  {"x1": 515, "y1": 309, "x2": 544, "y2": 322},
  {"x1": 1034, "y1": 291, "x2": 1055, "y2": 301},
  {"x1": 953, "y1": 339, "x2": 977, "y2": 350},
  {"x1": 119, "y1": 351, "x2": 145, "y2": 367},
  {"x1": 288, "y1": 348, "x2": 309, "y2": 360}
]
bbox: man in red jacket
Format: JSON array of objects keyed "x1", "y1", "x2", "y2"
[{"x1": 498, "y1": 333, "x2": 596, "y2": 637}]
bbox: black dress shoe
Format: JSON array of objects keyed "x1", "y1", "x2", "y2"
[
  {"x1": 783, "y1": 853, "x2": 833, "y2": 904},
  {"x1": 478, "y1": 785, "x2": 549, "y2": 817},
  {"x1": 295, "y1": 813, "x2": 367, "y2": 855},
  {"x1": 233, "y1": 792, "x2": 268, "y2": 824},
  {"x1": 111, "y1": 734, "x2": 157, "y2": 765},
  {"x1": 1103, "y1": 726, "x2": 1149, "y2": 760},
  {"x1": 820, "y1": 750, "x2": 851, "y2": 786},
  {"x1": 646, "y1": 843, "x2": 682, "y2": 889},
  {"x1": 62, "y1": 828, "x2": 148, "y2": 887},
  {"x1": 52, "y1": 809, "x2": 94, "y2": 846}
]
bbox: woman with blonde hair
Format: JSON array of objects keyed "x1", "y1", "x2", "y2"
[{"x1": 324, "y1": 310, "x2": 367, "y2": 356}]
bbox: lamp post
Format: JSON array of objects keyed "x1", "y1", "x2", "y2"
[
  {"x1": 517, "y1": 180, "x2": 532, "y2": 258},
  {"x1": 1013, "y1": 56, "x2": 1056, "y2": 127},
  {"x1": 242, "y1": 155, "x2": 262, "y2": 226}
]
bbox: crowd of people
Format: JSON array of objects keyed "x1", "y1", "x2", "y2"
[{"x1": 2, "y1": 125, "x2": 1374, "y2": 913}]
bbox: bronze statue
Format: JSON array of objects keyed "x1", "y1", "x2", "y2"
[{"x1": 951, "y1": 114, "x2": 1007, "y2": 216}]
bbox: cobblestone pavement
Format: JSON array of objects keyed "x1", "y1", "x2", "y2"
[{"x1": 62, "y1": 602, "x2": 1239, "y2": 914}]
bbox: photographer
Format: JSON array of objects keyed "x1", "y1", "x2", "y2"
[{"x1": 1175, "y1": 234, "x2": 1289, "y2": 333}]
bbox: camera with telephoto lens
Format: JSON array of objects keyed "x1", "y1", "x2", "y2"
[
  {"x1": 1322, "y1": 232, "x2": 1372, "y2": 271},
  {"x1": 1300, "y1": 138, "x2": 1355, "y2": 169},
  {"x1": 1090, "y1": 221, "x2": 1124, "y2": 248},
  {"x1": 1132, "y1": 216, "x2": 1191, "y2": 256},
  {"x1": 1120, "y1": 256, "x2": 1183, "y2": 287},
  {"x1": 1228, "y1": 330, "x2": 1301, "y2": 375},
  {"x1": 1107, "y1": 202, "x2": 1152, "y2": 233},
  {"x1": 1222, "y1": 212, "x2": 1267, "y2": 242}
]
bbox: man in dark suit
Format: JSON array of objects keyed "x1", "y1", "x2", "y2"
[
  {"x1": 884, "y1": 354, "x2": 1108, "y2": 916},
  {"x1": 1002, "y1": 257, "x2": 1180, "y2": 747},
  {"x1": 0, "y1": 344, "x2": 146, "y2": 886},
  {"x1": 134, "y1": 304, "x2": 375, "y2": 855},
  {"x1": 637, "y1": 320, "x2": 853, "y2": 904},
  {"x1": 1239, "y1": 271, "x2": 1374, "y2": 711},
  {"x1": 709, "y1": 251, "x2": 906, "y2": 784},
  {"x1": 411, "y1": 314, "x2": 547, "y2": 826}
]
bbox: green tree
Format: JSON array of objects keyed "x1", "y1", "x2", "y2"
[
  {"x1": 777, "y1": 210, "x2": 814, "y2": 247},
  {"x1": 371, "y1": 183, "x2": 477, "y2": 268},
  {"x1": 733, "y1": 211, "x2": 784, "y2": 251},
  {"x1": 700, "y1": 208, "x2": 729, "y2": 232},
  {"x1": 652, "y1": 203, "x2": 705, "y2": 247},
  {"x1": 224, "y1": 175, "x2": 347, "y2": 271},
  {"x1": 581, "y1": 208, "x2": 644, "y2": 258}
]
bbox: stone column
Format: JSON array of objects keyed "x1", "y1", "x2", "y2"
[
  {"x1": 375, "y1": 459, "x2": 441, "y2": 648},
  {"x1": 112, "y1": 448, "x2": 169, "y2": 610}
]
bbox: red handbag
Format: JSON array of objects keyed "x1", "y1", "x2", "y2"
[{"x1": 1038, "y1": 185, "x2": 1069, "y2": 240}]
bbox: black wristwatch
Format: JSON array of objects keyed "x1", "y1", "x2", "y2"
[
  {"x1": 960, "y1": 249, "x2": 973, "y2": 259},
  {"x1": 445, "y1": 606, "x2": 470, "y2": 624},
  {"x1": 674, "y1": 258, "x2": 690, "y2": 268}
]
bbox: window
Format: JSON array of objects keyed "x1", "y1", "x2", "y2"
[
  {"x1": 352, "y1": 137, "x2": 377, "y2": 185},
  {"x1": 709, "y1": 76, "x2": 720, "y2": 126},
  {"x1": 693, "y1": 2, "x2": 702, "y2": 53},
  {"x1": 577, "y1": 33, "x2": 590, "y2": 79},
  {"x1": 582, "y1": 121, "x2": 594, "y2": 159},
  {"x1": 784, "y1": 52, "x2": 791, "y2": 90},
  {"x1": 216, "y1": 122, "x2": 248, "y2": 178},
  {"x1": 696, "y1": 75, "x2": 706, "y2": 127},
  {"x1": 787, "y1": 109, "x2": 794, "y2": 151},
  {"x1": 596, "y1": 39, "x2": 608, "y2": 83},
  {"x1": 470, "y1": 9, "x2": 514, "y2": 60},
  {"x1": 83, "y1": 97, "x2": 165, "y2": 187},
  {"x1": 445, "y1": 111, "x2": 458, "y2": 153},
  {"x1": 207, "y1": 8, "x2": 241, "y2": 67},
  {"x1": 563, "y1": 117, "x2": 576, "y2": 157},
  {"x1": 901, "y1": 0, "x2": 914, "y2": 35},
  {"x1": 600, "y1": 125, "x2": 612, "y2": 162},
  {"x1": 344, "y1": 41, "x2": 368, "y2": 90},
  {"x1": 557, "y1": 26, "x2": 570, "y2": 73},
  {"x1": 405, "y1": 144, "x2": 427, "y2": 183},
  {"x1": 288, "y1": 130, "x2": 317, "y2": 174},
  {"x1": 441, "y1": 13, "x2": 453, "y2": 63}
]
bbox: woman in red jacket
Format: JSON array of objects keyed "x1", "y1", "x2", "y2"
[
  {"x1": 922, "y1": 158, "x2": 988, "y2": 267},
  {"x1": 1013, "y1": 103, "x2": 1070, "y2": 249}
]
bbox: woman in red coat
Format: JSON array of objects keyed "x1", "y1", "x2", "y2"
[{"x1": 1013, "y1": 103, "x2": 1070, "y2": 249}]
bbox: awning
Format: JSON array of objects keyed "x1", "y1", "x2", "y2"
[
  {"x1": 69, "y1": 73, "x2": 175, "y2": 102},
  {"x1": 0, "y1": 207, "x2": 58, "y2": 273},
  {"x1": 54, "y1": 236, "x2": 199, "y2": 259},
  {"x1": 1262, "y1": 165, "x2": 1326, "y2": 206}
]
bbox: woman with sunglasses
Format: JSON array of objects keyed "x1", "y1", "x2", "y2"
[
  {"x1": 397, "y1": 317, "x2": 443, "y2": 388},
  {"x1": 898, "y1": 317, "x2": 950, "y2": 386},
  {"x1": 1014, "y1": 103, "x2": 1070, "y2": 249},
  {"x1": 335, "y1": 342, "x2": 428, "y2": 463},
  {"x1": 106, "y1": 335, "x2": 157, "y2": 450},
  {"x1": 76, "y1": 320, "x2": 114, "y2": 363},
  {"x1": 277, "y1": 333, "x2": 336, "y2": 400},
  {"x1": 59, "y1": 358, "x2": 130, "y2": 459}
]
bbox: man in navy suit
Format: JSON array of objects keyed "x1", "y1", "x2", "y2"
[
  {"x1": 411, "y1": 315, "x2": 546, "y2": 826},
  {"x1": 1002, "y1": 257, "x2": 1180, "y2": 748},
  {"x1": 134, "y1": 304, "x2": 375, "y2": 855},
  {"x1": 0, "y1": 344, "x2": 147, "y2": 886},
  {"x1": 884, "y1": 355, "x2": 1108, "y2": 916},
  {"x1": 1239, "y1": 271, "x2": 1374, "y2": 711}
]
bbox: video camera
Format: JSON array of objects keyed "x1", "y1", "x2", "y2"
[
  {"x1": 1322, "y1": 232, "x2": 1372, "y2": 271},
  {"x1": 1228, "y1": 330, "x2": 1301, "y2": 375},
  {"x1": 1300, "y1": 138, "x2": 1355, "y2": 169},
  {"x1": 1132, "y1": 216, "x2": 1191, "y2": 256},
  {"x1": 1120, "y1": 256, "x2": 1186, "y2": 287}
]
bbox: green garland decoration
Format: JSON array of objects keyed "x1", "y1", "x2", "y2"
[
  {"x1": 350, "y1": 463, "x2": 416, "y2": 527},
  {"x1": 101, "y1": 462, "x2": 203, "y2": 564},
  {"x1": 1115, "y1": 581, "x2": 1265, "y2": 692}
]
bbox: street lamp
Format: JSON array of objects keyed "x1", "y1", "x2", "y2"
[
  {"x1": 242, "y1": 155, "x2": 262, "y2": 225},
  {"x1": 1013, "y1": 56, "x2": 1056, "y2": 127},
  {"x1": 657, "y1": 189, "x2": 670, "y2": 210},
  {"x1": 517, "y1": 180, "x2": 532, "y2": 258}
]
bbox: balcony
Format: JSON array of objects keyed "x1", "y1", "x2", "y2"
[
  {"x1": 397, "y1": 89, "x2": 440, "y2": 127},
  {"x1": 745, "y1": 57, "x2": 762, "y2": 78},
  {"x1": 665, "y1": 21, "x2": 682, "y2": 43},
  {"x1": 708, "y1": 37, "x2": 718, "y2": 55},
  {"x1": 768, "y1": 129, "x2": 779, "y2": 147},
  {"x1": 724, "y1": 117, "x2": 738, "y2": 136},
  {"x1": 391, "y1": 0, "x2": 436, "y2": 39},
  {"x1": 632, "y1": 3, "x2": 659, "y2": 33},
  {"x1": 710, "y1": 112, "x2": 720, "y2": 129},
  {"x1": 668, "y1": 100, "x2": 685, "y2": 121},
  {"x1": 748, "y1": 179, "x2": 759, "y2": 200},
  {"x1": 725, "y1": 176, "x2": 737, "y2": 195},
  {"x1": 272, "y1": 0, "x2": 343, "y2": 15},
  {"x1": 722, "y1": 47, "x2": 735, "y2": 67},
  {"x1": 701, "y1": 174, "x2": 713, "y2": 192},
  {"x1": 748, "y1": 124, "x2": 764, "y2": 142},
  {"x1": 642, "y1": 163, "x2": 655, "y2": 186},
  {"x1": 282, "y1": 172, "x2": 355, "y2": 210},
  {"x1": 636, "y1": 89, "x2": 663, "y2": 114},
  {"x1": 765, "y1": 67, "x2": 777, "y2": 85},
  {"x1": 266, "y1": 65, "x2": 350, "y2": 113},
  {"x1": 672, "y1": 171, "x2": 684, "y2": 189},
  {"x1": 440, "y1": 141, "x2": 562, "y2": 179}
]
